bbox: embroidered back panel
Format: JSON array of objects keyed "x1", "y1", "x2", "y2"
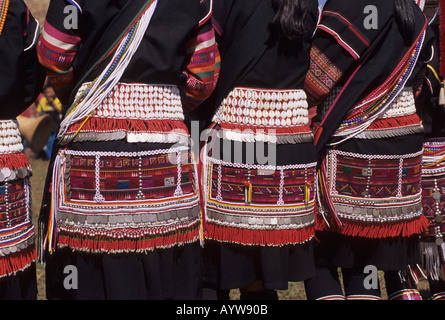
[
  {"x1": 204, "y1": 157, "x2": 316, "y2": 246},
  {"x1": 210, "y1": 165, "x2": 315, "y2": 205},
  {"x1": 0, "y1": 178, "x2": 36, "y2": 277},
  {"x1": 421, "y1": 138, "x2": 445, "y2": 244},
  {"x1": 0, "y1": 119, "x2": 36, "y2": 276},
  {"x1": 334, "y1": 154, "x2": 422, "y2": 199},
  {"x1": 67, "y1": 153, "x2": 195, "y2": 202},
  {"x1": 421, "y1": 174, "x2": 445, "y2": 238},
  {"x1": 319, "y1": 148, "x2": 429, "y2": 238},
  {"x1": 53, "y1": 147, "x2": 201, "y2": 253},
  {"x1": 0, "y1": 180, "x2": 27, "y2": 227},
  {"x1": 327, "y1": 149, "x2": 423, "y2": 222}
]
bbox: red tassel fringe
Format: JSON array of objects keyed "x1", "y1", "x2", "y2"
[
  {"x1": 218, "y1": 123, "x2": 313, "y2": 135},
  {"x1": 367, "y1": 114, "x2": 421, "y2": 130},
  {"x1": 0, "y1": 153, "x2": 30, "y2": 171},
  {"x1": 66, "y1": 117, "x2": 189, "y2": 135},
  {"x1": 0, "y1": 245, "x2": 37, "y2": 278},
  {"x1": 323, "y1": 214, "x2": 430, "y2": 239},
  {"x1": 57, "y1": 224, "x2": 201, "y2": 253},
  {"x1": 205, "y1": 223, "x2": 315, "y2": 246}
]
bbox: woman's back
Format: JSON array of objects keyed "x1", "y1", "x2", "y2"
[{"x1": 213, "y1": 0, "x2": 319, "y2": 91}]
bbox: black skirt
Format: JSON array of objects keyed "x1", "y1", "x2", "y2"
[
  {"x1": 45, "y1": 242, "x2": 203, "y2": 300},
  {"x1": 313, "y1": 231, "x2": 421, "y2": 271},
  {"x1": 203, "y1": 239, "x2": 315, "y2": 290},
  {"x1": 0, "y1": 263, "x2": 37, "y2": 300}
]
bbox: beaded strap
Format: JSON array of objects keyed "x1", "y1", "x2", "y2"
[
  {"x1": 330, "y1": 148, "x2": 423, "y2": 160},
  {"x1": 64, "y1": 146, "x2": 188, "y2": 158},
  {"x1": 326, "y1": 30, "x2": 426, "y2": 145},
  {"x1": 0, "y1": 0, "x2": 8, "y2": 38},
  {"x1": 206, "y1": 155, "x2": 317, "y2": 171}
]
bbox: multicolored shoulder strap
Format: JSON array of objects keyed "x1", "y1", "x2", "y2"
[
  {"x1": 0, "y1": 0, "x2": 9, "y2": 38},
  {"x1": 328, "y1": 23, "x2": 427, "y2": 145},
  {"x1": 57, "y1": 0, "x2": 158, "y2": 144},
  {"x1": 313, "y1": 14, "x2": 428, "y2": 148}
]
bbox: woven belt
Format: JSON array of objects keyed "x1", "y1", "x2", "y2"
[
  {"x1": 213, "y1": 87, "x2": 309, "y2": 127},
  {"x1": 61, "y1": 83, "x2": 190, "y2": 144},
  {"x1": 0, "y1": 120, "x2": 23, "y2": 154},
  {"x1": 75, "y1": 82, "x2": 184, "y2": 121}
]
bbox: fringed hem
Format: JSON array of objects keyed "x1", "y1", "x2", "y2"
[
  {"x1": 0, "y1": 245, "x2": 37, "y2": 278},
  {"x1": 56, "y1": 223, "x2": 201, "y2": 253},
  {"x1": 0, "y1": 153, "x2": 30, "y2": 171},
  {"x1": 205, "y1": 223, "x2": 315, "y2": 246},
  {"x1": 65, "y1": 117, "x2": 189, "y2": 135},
  {"x1": 325, "y1": 214, "x2": 430, "y2": 239}
]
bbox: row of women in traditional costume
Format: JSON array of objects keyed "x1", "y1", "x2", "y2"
[{"x1": 1, "y1": 0, "x2": 444, "y2": 300}]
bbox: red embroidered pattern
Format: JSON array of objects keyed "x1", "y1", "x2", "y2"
[
  {"x1": 0, "y1": 178, "x2": 36, "y2": 278},
  {"x1": 205, "y1": 159, "x2": 317, "y2": 246},
  {"x1": 304, "y1": 45, "x2": 343, "y2": 105}
]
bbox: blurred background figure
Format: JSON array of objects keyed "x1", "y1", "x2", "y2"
[{"x1": 35, "y1": 81, "x2": 62, "y2": 159}]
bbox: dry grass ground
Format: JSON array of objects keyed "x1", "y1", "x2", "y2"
[
  {"x1": 22, "y1": 0, "x2": 432, "y2": 301},
  {"x1": 28, "y1": 154, "x2": 49, "y2": 300}
]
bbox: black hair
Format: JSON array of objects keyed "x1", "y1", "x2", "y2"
[
  {"x1": 394, "y1": 0, "x2": 416, "y2": 44},
  {"x1": 271, "y1": 0, "x2": 308, "y2": 40}
]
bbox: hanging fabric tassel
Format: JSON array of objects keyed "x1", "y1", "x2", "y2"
[
  {"x1": 439, "y1": 81, "x2": 445, "y2": 106},
  {"x1": 44, "y1": 153, "x2": 64, "y2": 254},
  {"x1": 244, "y1": 181, "x2": 252, "y2": 205},
  {"x1": 318, "y1": 162, "x2": 344, "y2": 228},
  {"x1": 304, "y1": 182, "x2": 310, "y2": 205},
  {"x1": 420, "y1": 241, "x2": 442, "y2": 281}
]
